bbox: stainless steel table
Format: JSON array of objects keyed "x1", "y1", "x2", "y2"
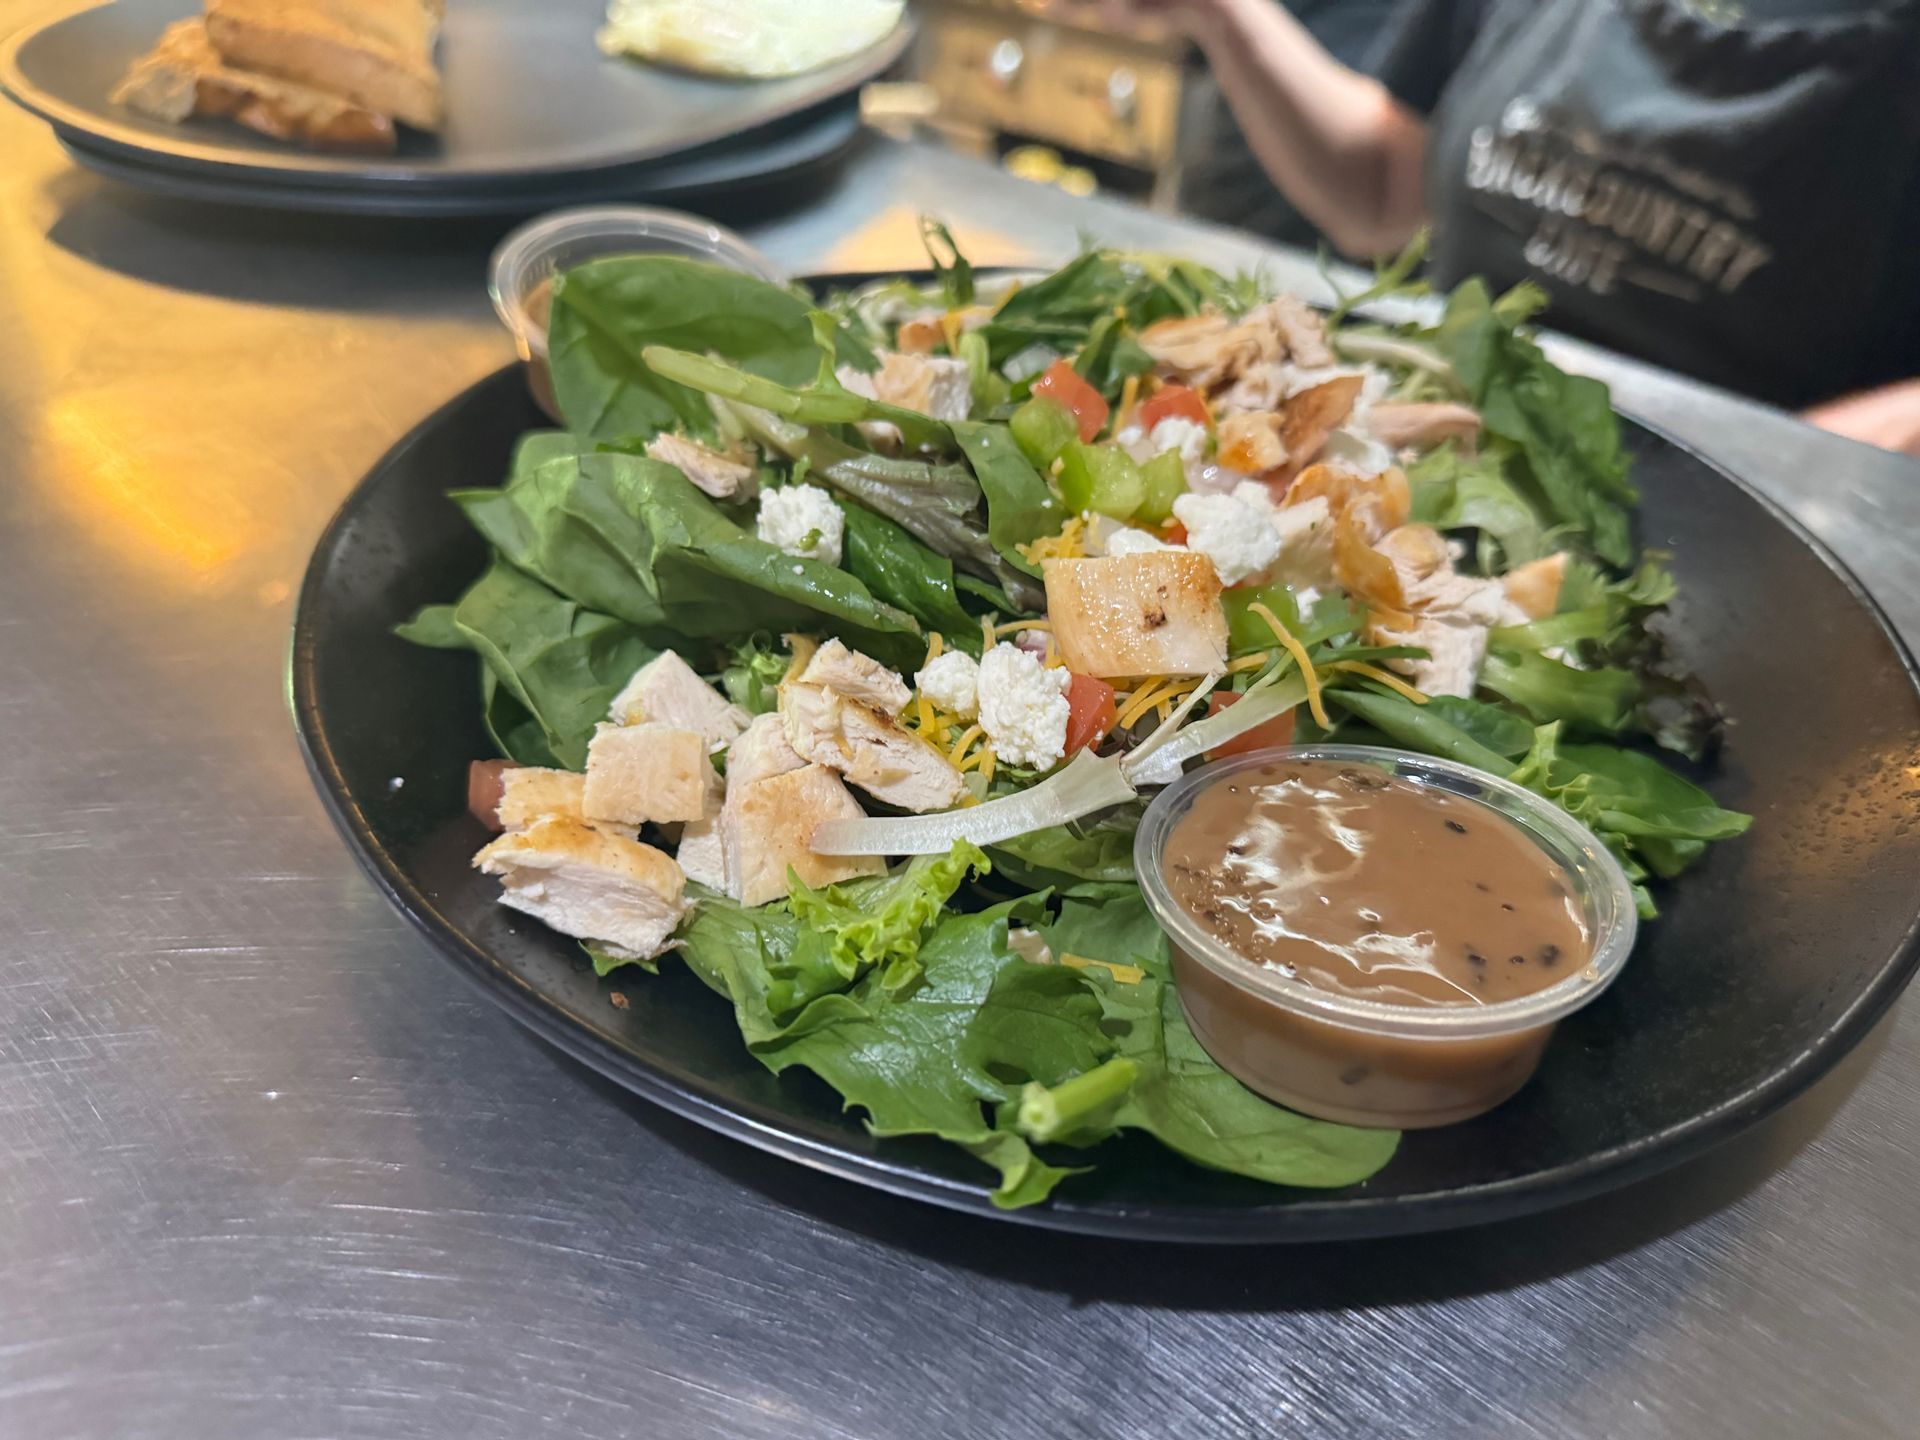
[{"x1": 5, "y1": 35, "x2": 1920, "y2": 1437}]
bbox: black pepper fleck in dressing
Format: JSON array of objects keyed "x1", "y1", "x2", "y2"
[{"x1": 1165, "y1": 760, "x2": 1591, "y2": 1008}]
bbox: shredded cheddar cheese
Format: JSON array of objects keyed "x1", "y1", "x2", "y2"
[
  {"x1": 1114, "y1": 373, "x2": 1141, "y2": 433},
  {"x1": 1248, "y1": 601, "x2": 1330, "y2": 729},
  {"x1": 1329, "y1": 660, "x2": 1430, "y2": 704},
  {"x1": 947, "y1": 723, "x2": 984, "y2": 764},
  {"x1": 941, "y1": 309, "x2": 966, "y2": 356},
  {"x1": 1016, "y1": 515, "x2": 1087, "y2": 564},
  {"x1": 995, "y1": 618, "x2": 1049, "y2": 635},
  {"x1": 1227, "y1": 651, "x2": 1274, "y2": 674},
  {"x1": 1061, "y1": 954, "x2": 1144, "y2": 985},
  {"x1": 1114, "y1": 677, "x2": 1178, "y2": 731}
]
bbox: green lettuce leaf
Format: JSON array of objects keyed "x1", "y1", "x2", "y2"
[
  {"x1": 1479, "y1": 650, "x2": 1640, "y2": 736},
  {"x1": 1511, "y1": 722, "x2": 1752, "y2": 913},
  {"x1": 547, "y1": 256, "x2": 874, "y2": 440},
  {"x1": 719, "y1": 633, "x2": 788, "y2": 716},
  {"x1": 1026, "y1": 891, "x2": 1401, "y2": 1187},
  {"x1": 1407, "y1": 442, "x2": 1550, "y2": 569}
]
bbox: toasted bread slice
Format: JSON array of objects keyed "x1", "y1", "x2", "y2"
[
  {"x1": 112, "y1": 18, "x2": 396, "y2": 152},
  {"x1": 205, "y1": 0, "x2": 445, "y2": 132}
]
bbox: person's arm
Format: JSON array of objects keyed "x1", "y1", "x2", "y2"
[
  {"x1": 1115, "y1": 0, "x2": 1429, "y2": 256},
  {"x1": 1802, "y1": 380, "x2": 1920, "y2": 459}
]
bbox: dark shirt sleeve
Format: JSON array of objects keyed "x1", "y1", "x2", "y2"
[{"x1": 1364, "y1": 0, "x2": 1499, "y2": 115}]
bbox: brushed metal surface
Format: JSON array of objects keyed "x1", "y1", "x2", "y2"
[{"x1": 3, "y1": 7, "x2": 1918, "y2": 1428}]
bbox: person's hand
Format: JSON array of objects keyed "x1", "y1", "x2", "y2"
[{"x1": 1802, "y1": 379, "x2": 1920, "y2": 459}]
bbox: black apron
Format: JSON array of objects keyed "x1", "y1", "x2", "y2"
[{"x1": 1420, "y1": 0, "x2": 1920, "y2": 406}]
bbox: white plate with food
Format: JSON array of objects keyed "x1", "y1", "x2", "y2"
[{"x1": 2, "y1": 0, "x2": 907, "y2": 188}]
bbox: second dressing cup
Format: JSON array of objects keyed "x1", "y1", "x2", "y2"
[{"x1": 487, "y1": 206, "x2": 784, "y2": 419}]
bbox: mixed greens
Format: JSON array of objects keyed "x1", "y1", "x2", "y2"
[{"x1": 402, "y1": 224, "x2": 1749, "y2": 1206}]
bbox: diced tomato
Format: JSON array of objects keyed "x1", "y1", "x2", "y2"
[
  {"x1": 1138, "y1": 382, "x2": 1210, "y2": 432},
  {"x1": 1161, "y1": 521, "x2": 1188, "y2": 547},
  {"x1": 468, "y1": 759, "x2": 517, "y2": 831},
  {"x1": 1204, "y1": 692, "x2": 1297, "y2": 760},
  {"x1": 1064, "y1": 673, "x2": 1118, "y2": 755},
  {"x1": 1032, "y1": 360, "x2": 1110, "y2": 443}
]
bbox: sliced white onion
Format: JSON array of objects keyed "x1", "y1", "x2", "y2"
[
  {"x1": 809, "y1": 750, "x2": 1137, "y2": 856},
  {"x1": 1124, "y1": 673, "x2": 1309, "y2": 787},
  {"x1": 1117, "y1": 670, "x2": 1220, "y2": 775}
]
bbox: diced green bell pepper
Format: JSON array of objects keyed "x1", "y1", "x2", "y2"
[
  {"x1": 1056, "y1": 441, "x2": 1146, "y2": 520},
  {"x1": 1009, "y1": 395, "x2": 1079, "y2": 469},
  {"x1": 1134, "y1": 450, "x2": 1188, "y2": 525}
]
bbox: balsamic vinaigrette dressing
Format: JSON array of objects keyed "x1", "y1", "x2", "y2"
[{"x1": 1165, "y1": 761, "x2": 1591, "y2": 1007}]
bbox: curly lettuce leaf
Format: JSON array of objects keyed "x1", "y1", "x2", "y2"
[
  {"x1": 1407, "y1": 442, "x2": 1551, "y2": 570},
  {"x1": 787, "y1": 842, "x2": 992, "y2": 998},
  {"x1": 1511, "y1": 722, "x2": 1751, "y2": 914}
]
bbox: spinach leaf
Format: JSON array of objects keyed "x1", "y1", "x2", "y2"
[
  {"x1": 948, "y1": 420, "x2": 1064, "y2": 585},
  {"x1": 547, "y1": 256, "x2": 874, "y2": 441},
  {"x1": 393, "y1": 604, "x2": 464, "y2": 649},
  {"x1": 400, "y1": 560, "x2": 655, "y2": 769},
  {"x1": 839, "y1": 499, "x2": 979, "y2": 644},
  {"x1": 1433, "y1": 279, "x2": 1636, "y2": 567},
  {"x1": 1419, "y1": 695, "x2": 1537, "y2": 759},
  {"x1": 920, "y1": 218, "x2": 975, "y2": 309},
  {"x1": 1329, "y1": 685, "x2": 1514, "y2": 773},
  {"x1": 458, "y1": 451, "x2": 924, "y2": 669}
]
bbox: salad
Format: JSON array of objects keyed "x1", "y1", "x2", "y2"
[{"x1": 400, "y1": 223, "x2": 1751, "y2": 1207}]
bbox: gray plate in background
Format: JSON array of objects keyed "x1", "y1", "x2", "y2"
[
  {"x1": 1, "y1": 0, "x2": 907, "y2": 189},
  {"x1": 51, "y1": 95, "x2": 863, "y2": 216}
]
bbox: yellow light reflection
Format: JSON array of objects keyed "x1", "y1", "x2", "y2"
[{"x1": 40, "y1": 388, "x2": 260, "y2": 587}]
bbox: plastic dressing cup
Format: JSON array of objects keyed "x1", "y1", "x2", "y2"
[
  {"x1": 1135, "y1": 744, "x2": 1638, "y2": 1129},
  {"x1": 487, "y1": 205, "x2": 785, "y2": 418}
]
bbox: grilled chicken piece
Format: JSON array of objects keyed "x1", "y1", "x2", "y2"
[
  {"x1": 474, "y1": 817, "x2": 688, "y2": 961},
  {"x1": 1217, "y1": 411, "x2": 1289, "y2": 474},
  {"x1": 496, "y1": 766, "x2": 589, "y2": 832},
  {"x1": 1278, "y1": 376, "x2": 1367, "y2": 479},
  {"x1": 780, "y1": 683, "x2": 967, "y2": 813},
  {"x1": 583, "y1": 724, "x2": 719, "y2": 826},
  {"x1": 1365, "y1": 402, "x2": 1483, "y2": 451},
  {"x1": 797, "y1": 639, "x2": 913, "y2": 717},
  {"x1": 644, "y1": 433, "x2": 757, "y2": 500},
  {"x1": 606, "y1": 651, "x2": 748, "y2": 750},
  {"x1": 1261, "y1": 294, "x2": 1335, "y2": 368},
  {"x1": 1043, "y1": 553, "x2": 1228, "y2": 680},
  {"x1": 724, "y1": 764, "x2": 884, "y2": 906},
  {"x1": 1503, "y1": 553, "x2": 1569, "y2": 620}
]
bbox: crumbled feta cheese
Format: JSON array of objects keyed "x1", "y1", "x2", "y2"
[
  {"x1": 915, "y1": 650, "x2": 980, "y2": 720},
  {"x1": 1147, "y1": 416, "x2": 1210, "y2": 465},
  {"x1": 1105, "y1": 526, "x2": 1176, "y2": 558},
  {"x1": 976, "y1": 642, "x2": 1071, "y2": 771},
  {"x1": 1171, "y1": 491, "x2": 1282, "y2": 587},
  {"x1": 1320, "y1": 428, "x2": 1396, "y2": 478},
  {"x1": 756, "y1": 484, "x2": 844, "y2": 566}
]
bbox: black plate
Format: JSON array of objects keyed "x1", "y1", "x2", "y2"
[
  {"x1": 49, "y1": 98, "x2": 863, "y2": 217},
  {"x1": 293, "y1": 345, "x2": 1920, "y2": 1242},
  {"x1": 2, "y1": 0, "x2": 906, "y2": 190}
]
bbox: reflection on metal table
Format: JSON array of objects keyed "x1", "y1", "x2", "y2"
[{"x1": 3, "y1": 31, "x2": 1919, "y2": 1439}]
